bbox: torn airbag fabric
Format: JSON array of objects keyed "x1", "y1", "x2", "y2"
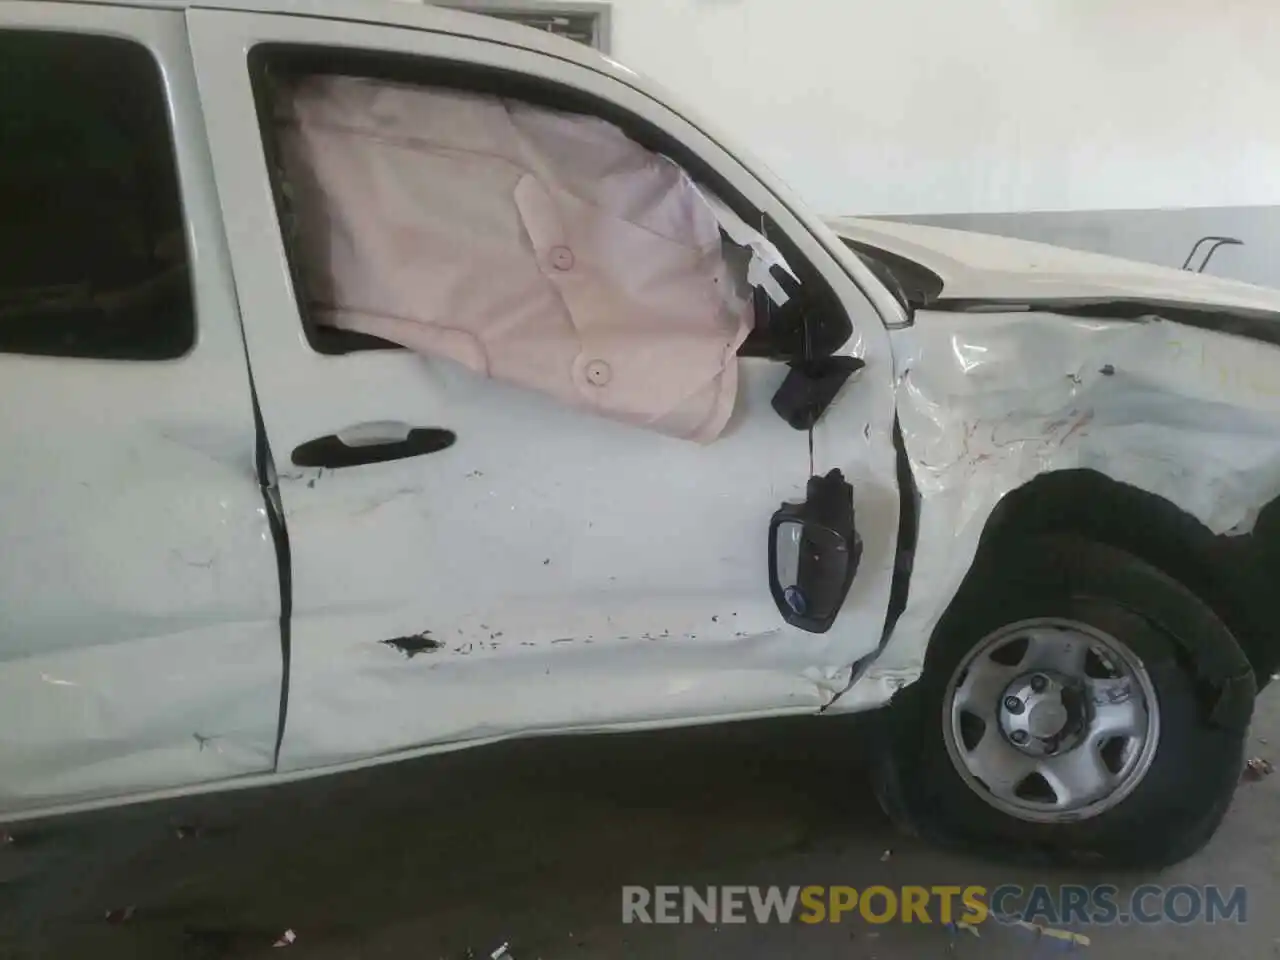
[{"x1": 275, "y1": 76, "x2": 752, "y2": 443}]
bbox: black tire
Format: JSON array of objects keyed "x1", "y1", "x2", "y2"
[{"x1": 874, "y1": 534, "x2": 1256, "y2": 869}]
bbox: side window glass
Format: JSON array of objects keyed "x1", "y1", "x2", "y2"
[
  {"x1": 0, "y1": 30, "x2": 193, "y2": 360},
  {"x1": 250, "y1": 47, "x2": 849, "y2": 361}
]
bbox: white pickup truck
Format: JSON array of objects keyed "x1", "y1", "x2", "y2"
[{"x1": 4, "y1": 0, "x2": 1279, "y2": 869}]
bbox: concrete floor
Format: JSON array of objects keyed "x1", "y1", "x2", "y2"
[{"x1": 2, "y1": 691, "x2": 1278, "y2": 959}]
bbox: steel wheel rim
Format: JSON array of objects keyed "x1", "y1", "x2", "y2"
[{"x1": 942, "y1": 617, "x2": 1160, "y2": 823}]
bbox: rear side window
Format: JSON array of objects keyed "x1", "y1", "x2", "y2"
[{"x1": 0, "y1": 31, "x2": 193, "y2": 360}]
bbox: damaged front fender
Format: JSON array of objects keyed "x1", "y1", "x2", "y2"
[{"x1": 867, "y1": 310, "x2": 1280, "y2": 684}]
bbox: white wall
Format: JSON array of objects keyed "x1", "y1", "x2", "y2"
[{"x1": 605, "y1": 0, "x2": 1280, "y2": 217}]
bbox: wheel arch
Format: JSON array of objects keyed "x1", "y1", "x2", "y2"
[{"x1": 973, "y1": 468, "x2": 1280, "y2": 689}]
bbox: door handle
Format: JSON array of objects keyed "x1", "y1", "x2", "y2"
[{"x1": 291, "y1": 421, "x2": 456, "y2": 468}]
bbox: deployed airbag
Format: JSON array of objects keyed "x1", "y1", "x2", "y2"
[{"x1": 274, "y1": 75, "x2": 755, "y2": 443}]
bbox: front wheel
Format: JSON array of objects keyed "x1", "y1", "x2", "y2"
[{"x1": 874, "y1": 535, "x2": 1256, "y2": 868}]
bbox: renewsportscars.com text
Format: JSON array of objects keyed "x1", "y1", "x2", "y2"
[{"x1": 622, "y1": 884, "x2": 1247, "y2": 926}]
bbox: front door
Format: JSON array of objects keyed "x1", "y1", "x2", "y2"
[{"x1": 188, "y1": 6, "x2": 900, "y2": 771}]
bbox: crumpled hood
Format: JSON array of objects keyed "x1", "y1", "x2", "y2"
[{"x1": 828, "y1": 216, "x2": 1280, "y2": 317}]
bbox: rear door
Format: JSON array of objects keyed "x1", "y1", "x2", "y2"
[
  {"x1": 0, "y1": 3, "x2": 281, "y2": 817},
  {"x1": 188, "y1": 6, "x2": 901, "y2": 772}
]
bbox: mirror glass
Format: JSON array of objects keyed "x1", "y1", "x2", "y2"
[
  {"x1": 773, "y1": 520, "x2": 850, "y2": 621},
  {"x1": 774, "y1": 519, "x2": 805, "y2": 614}
]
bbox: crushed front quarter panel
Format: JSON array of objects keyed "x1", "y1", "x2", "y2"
[{"x1": 861, "y1": 310, "x2": 1280, "y2": 683}]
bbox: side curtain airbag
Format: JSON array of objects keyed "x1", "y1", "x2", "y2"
[{"x1": 275, "y1": 76, "x2": 753, "y2": 443}]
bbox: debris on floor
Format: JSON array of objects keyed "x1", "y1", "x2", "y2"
[
  {"x1": 0, "y1": 830, "x2": 13, "y2": 846},
  {"x1": 273, "y1": 929, "x2": 297, "y2": 948},
  {"x1": 460, "y1": 947, "x2": 511, "y2": 960},
  {"x1": 1035, "y1": 924, "x2": 1090, "y2": 948},
  {"x1": 997, "y1": 914, "x2": 1091, "y2": 948},
  {"x1": 880, "y1": 848, "x2": 891, "y2": 861},
  {"x1": 182, "y1": 925, "x2": 297, "y2": 955},
  {"x1": 945, "y1": 919, "x2": 981, "y2": 948},
  {"x1": 104, "y1": 906, "x2": 137, "y2": 924},
  {"x1": 1244, "y1": 757, "x2": 1274, "y2": 781}
]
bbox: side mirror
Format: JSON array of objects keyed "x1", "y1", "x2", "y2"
[
  {"x1": 771, "y1": 355, "x2": 865, "y2": 431},
  {"x1": 768, "y1": 469, "x2": 861, "y2": 633}
]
